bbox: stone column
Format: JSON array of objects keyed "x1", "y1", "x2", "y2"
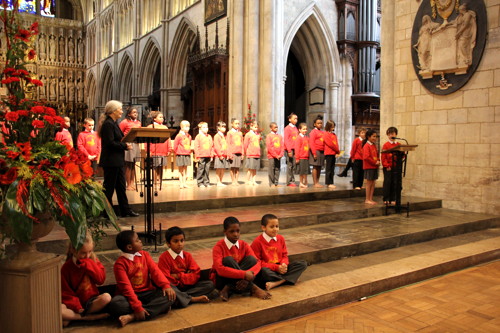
[
  {"x1": 380, "y1": 0, "x2": 395, "y2": 131},
  {"x1": 258, "y1": 0, "x2": 274, "y2": 132},
  {"x1": 167, "y1": 88, "x2": 183, "y2": 127},
  {"x1": 244, "y1": 0, "x2": 259, "y2": 118},
  {"x1": 228, "y1": 0, "x2": 244, "y2": 121}
]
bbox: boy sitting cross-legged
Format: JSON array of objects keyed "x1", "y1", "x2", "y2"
[
  {"x1": 108, "y1": 230, "x2": 176, "y2": 327},
  {"x1": 251, "y1": 214, "x2": 307, "y2": 290},
  {"x1": 158, "y1": 226, "x2": 218, "y2": 307}
]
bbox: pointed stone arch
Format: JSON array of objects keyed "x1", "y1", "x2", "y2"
[
  {"x1": 168, "y1": 17, "x2": 197, "y2": 88},
  {"x1": 86, "y1": 71, "x2": 96, "y2": 112},
  {"x1": 117, "y1": 52, "x2": 134, "y2": 103},
  {"x1": 99, "y1": 62, "x2": 113, "y2": 105},
  {"x1": 138, "y1": 37, "x2": 161, "y2": 96}
]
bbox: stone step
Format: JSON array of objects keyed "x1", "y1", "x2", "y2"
[
  {"x1": 94, "y1": 208, "x2": 499, "y2": 287},
  {"x1": 63, "y1": 228, "x2": 500, "y2": 333},
  {"x1": 37, "y1": 195, "x2": 441, "y2": 254}
]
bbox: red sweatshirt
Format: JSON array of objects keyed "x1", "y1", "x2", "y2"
[
  {"x1": 158, "y1": 250, "x2": 201, "y2": 288},
  {"x1": 77, "y1": 130, "x2": 101, "y2": 157},
  {"x1": 324, "y1": 131, "x2": 340, "y2": 156},
  {"x1": 294, "y1": 134, "x2": 310, "y2": 162},
  {"x1": 251, "y1": 234, "x2": 289, "y2": 272},
  {"x1": 174, "y1": 131, "x2": 192, "y2": 156},
  {"x1": 213, "y1": 132, "x2": 227, "y2": 158},
  {"x1": 61, "y1": 257, "x2": 106, "y2": 313},
  {"x1": 309, "y1": 128, "x2": 325, "y2": 158},
  {"x1": 113, "y1": 251, "x2": 171, "y2": 313},
  {"x1": 351, "y1": 137, "x2": 364, "y2": 161},
  {"x1": 55, "y1": 129, "x2": 73, "y2": 148},
  {"x1": 266, "y1": 132, "x2": 284, "y2": 159},
  {"x1": 147, "y1": 123, "x2": 171, "y2": 156},
  {"x1": 381, "y1": 141, "x2": 401, "y2": 168},
  {"x1": 363, "y1": 142, "x2": 379, "y2": 170},
  {"x1": 227, "y1": 129, "x2": 243, "y2": 156},
  {"x1": 211, "y1": 238, "x2": 261, "y2": 280},
  {"x1": 244, "y1": 131, "x2": 261, "y2": 158},
  {"x1": 284, "y1": 124, "x2": 299, "y2": 153},
  {"x1": 194, "y1": 132, "x2": 213, "y2": 158},
  {"x1": 119, "y1": 118, "x2": 141, "y2": 136}
]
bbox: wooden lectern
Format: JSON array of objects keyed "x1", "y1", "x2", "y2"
[
  {"x1": 123, "y1": 128, "x2": 176, "y2": 241},
  {"x1": 381, "y1": 144, "x2": 418, "y2": 216}
]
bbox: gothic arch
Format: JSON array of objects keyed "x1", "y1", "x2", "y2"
[
  {"x1": 138, "y1": 37, "x2": 161, "y2": 95},
  {"x1": 99, "y1": 62, "x2": 113, "y2": 105},
  {"x1": 86, "y1": 71, "x2": 96, "y2": 112},
  {"x1": 168, "y1": 17, "x2": 197, "y2": 88},
  {"x1": 117, "y1": 52, "x2": 134, "y2": 102}
]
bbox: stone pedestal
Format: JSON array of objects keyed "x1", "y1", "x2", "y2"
[{"x1": 0, "y1": 251, "x2": 62, "y2": 333}]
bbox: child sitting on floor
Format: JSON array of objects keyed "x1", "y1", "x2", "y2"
[
  {"x1": 211, "y1": 216, "x2": 271, "y2": 301},
  {"x1": 158, "y1": 226, "x2": 217, "y2": 307},
  {"x1": 108, "y1": 230, "x2": 176, "y2": 327},
  {"x1": 251, "y1": 214, "x2": 307, "y2": 290},
  {"x1": 61, "y1": 233, "x2": 111, "y2": 326}
]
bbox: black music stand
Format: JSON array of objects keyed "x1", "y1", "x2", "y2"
[
  {"x1": 382, "y1": 144, "x2": 418, "y2": 216},
  {"x1": 123, "y1": 128, "x2": 175, "y2": 242}
]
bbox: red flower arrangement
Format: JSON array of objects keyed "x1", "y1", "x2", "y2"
[
  {"x1": 0, "y1": 1, "x2": 118, "y2": 253},
  {"x1": 241, "y1": 102, "x2": 265, "y2": 148}
]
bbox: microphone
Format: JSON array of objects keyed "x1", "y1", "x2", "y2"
[{"x1": 391, "y1": 137, "x2": 408, "y2": 144}]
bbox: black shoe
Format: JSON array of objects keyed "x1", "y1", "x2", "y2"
[
  {"x1": 122, "y1": 210, "x2": 140, "y2": 217},
  {"x1": 337, "y1": 172, "x2": 347, "y2": 177}
]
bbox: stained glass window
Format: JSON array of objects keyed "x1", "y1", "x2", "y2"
[{"x1": 40, "y1": 0, "x2": 55, "y2": 17}]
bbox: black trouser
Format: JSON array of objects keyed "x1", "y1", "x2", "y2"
[
  {"x1": 196, "y1": 157, "x2": 211, "y2": 186},
  {"x1": 268, "y1": 158, "x2": 281, "y2": 186},
  {"x1": 108, "y1": 289, "x2": 173, "y2": 319},
  {"x1": 171, "y1": 280, "x2": 217, "y2": 308},
  {"x1": 383, "y1": 167, "x2": 398, "y2": 202},
  {"x1": 285, "y1": 151, "x2": 296, "y2": 184},
  {"x1": 102, "y1": 166, "x2": 131, "y2": 215},
  {"x1": 325, "y1": 155, "x2": 336, "y2": 185},
  {"x1": 215, "y1": 256, "x2": 257, "y2": 292},
  {"x1": 256, "y1": 260, "x2": 308, "y2": 289},
  {"x1": 352, "y1": 159, "x2": 364, "y2": 188}
]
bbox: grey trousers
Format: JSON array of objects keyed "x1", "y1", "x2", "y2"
[
  {"x1": 286, "y1": 150, "x2": 296, "y2": 184},
  {"x1": 172, "y1": 280, "x2": 216, "y2": 308},
  {"x1": 108, "y1": 289, "x2": 173, "y2": 319},
  {"x1": 257, "y1": 260, "x2": 308, "y2": 288}
]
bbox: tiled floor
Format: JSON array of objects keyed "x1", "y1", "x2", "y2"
[{"x1": 247, "y1": 260, "x2": 500, "y2": 333}]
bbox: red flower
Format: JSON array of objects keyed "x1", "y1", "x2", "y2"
[
  {"x1": 3, "y1": 67, "x2": 16, "y2": 75},
  {"x1": 0, "y1": 167, "x2": 17, "y2": 185},
  {"x1": 63, "y1": 162, "x2": 82, "y2": 185},
  {"x1": 31, "y1": 106, "x2": 45, "y2": 114},
  {"x1": 79, "y1": 161, "x2": 93, "y2": 179},
  {"x1": 17, "y1": 110, "x2": 29, "y2": 117},
  {"x1": 30, "y1": 79, "x2": 43, "y2": 86},
  {"x1": 15, "y1": 29, "x2": 31, "y2": 42},
  {"x1": 16, "y1": 142, "x2": 32, "y2": 160},
  {"x1": 54, "y1": 116, "x2": 66, "y2": 127},
  {"x1": 45, "y1": 107, "x2": 56, "y2": 117},
  {"x1": 6, "y1": 150, "x2": 20, "y2": 159},
  {"x1": 1, "y1": 77, "x2": 20, "y2": 84},
  {"x1": 30, "y1": 22, "x2": 39, "y2": 34},
  {"x1": 43, "y1": 115, "x2": 55, "y2": 124},
  {"x1": 27, "y1": 49, "x2": 36, "y2": 60},
  {"x1": 32, "y1": 120, "x2": 45, "y2": 129},
  {"x1": 5, "y1": 111, "x2": 19, "y2": 122}
]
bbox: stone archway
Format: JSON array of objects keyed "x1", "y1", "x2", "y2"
[
  {"x1": 86, "y1": 71, "x2": 96, "y2": 113},
  {"x1": 99, "y1": 63, "x2": 113, "y2": 106},
  {"x1": 138, "y1": 38, "x2": 161, "y2": 97},
  {"x1": 117, "y1": 53, "x2": 133, "y2": 103}
]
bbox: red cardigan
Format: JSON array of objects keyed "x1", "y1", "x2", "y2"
[
  {"x1": 244, "y1": 131, "x2": 261, "y2": 158},
  {"x1": 213, "y1": 132, "x2": 227, "y2": 158},
  {"x1": 147, "y1": 123, "x2": 171, "y2": 156},
  {"x1": 266, "y1": 132, "x2": 284, "y2": 159},
  {"x1": 309, "y1": 128, "x2": 325, "y2": 157},
  {"x1": 323, "y1": 131, "x2": 340, "y2": 156},
  {"x1": 55, "y1": 129, "x2": 73, "y2": 148},
  {"x1": 294, "y1": 135, "x2": 310, "y2": 161},
  {"x1": 194, "y1": 132, "x2": 213, "y2": 158},
  {"x1": 113, "y1": 251, "x2": 171, "y2": 313},
  {"x1": 284, "y1": 124, "x2": 299, "y2": 153},
  {"x1": 211, "y1": 239, "x2": 261, "y2": 280},
  {"x1": 381, "y1": 141, "x2": 401, "y2": 168},
  {"x1": 227, "y1": 129, "x2": 243, "y2": 156},
  {"x1": 251, "y1": 234, "x2": 289, "y2": 272},
  {"x1": 119, "y1": 118, "x2": 141, "y2": 136},
  {"x1": 351, "y1": 137, "x2": 364, "y2": 161},
  {"x1": 158, "y1": 251, "x2": 201, "y2": 288},
  {"x1": 61, "y1": 258, "x2": 106, "y2": 312},
  {"x1": 77, "y1": 131, "x2": 101, "y2": 157},
  {"x1": 363, "y1": 142, "x2": 379, "y2": 170},
  {"x1": 174, "y1": 132, "x2": 192, "y2": 156}
]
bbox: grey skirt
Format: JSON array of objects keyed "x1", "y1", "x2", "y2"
[
  {"x1": 176, "y1": 155, "x2": 191, "y2": 167},
  {"x1": 364, "y1": 168, "x2": 379, "y2": 180},
  {"x1": 214, "y1": 157, "x2": 228, "y2": 169},
  {"x1": 245, "y1": 157, "x2": 260, "y2": 170},
  {"x1": 309, "y1": 150, "x2": 325, "y2": 167},
  {"x1": 228, "y1": 154, "x2": 242, "y2": 168},
  {"x1": 298, "y1": 159, "x2": 309, "y2": 175},
  {"x1": 124, "y1": 143, "x2": 140, "y2": 163}
]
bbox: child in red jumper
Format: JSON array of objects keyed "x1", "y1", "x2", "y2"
[
  {"x1": 381, "y1": 127, "x2": 401, "y2": 205},
  {"x1": 173, "y1": 120, "x2": 192, "y2": 189},
  {"x1": 158, "y1": 226, "x2": 217, "y2": 307},
  {"x1": 194, "y1": 121, "x2": 213, "y2": 187},
  {"x1": 284, "y1": 113, "x2": 299, "y2": 187},
  {"x1": 266, "y1": 122, "x2": 284, "y2": 187},
  {"x1": 363, "y1": 129, "x2": 380, "y2": 205},
  {"x1": 294, "y1": 123, "x2": 310, "y2": 188},
  {"x1": 244, "y1": 121, "x2": 261, "y2": 185},
  {"x1": 309, "y1": 116, "x2": 325, "y2": 188},
  {"x1": 323, "y1": 120, "x2": 340, "y2": 189},
  {"x1": 77, "y1": 118, "x2": 101, "y2": 174},
  {"x1": 227, "y1": 118, "x2": 243, "y2": 186},
  {"x1": 119, "y1": 107, "x2": 141, "y2": 190},
  {"x1": 251, "y1": 214, "x2": 307, "y2": 290},
  {"x1": 213, "y1": 121, "x2": 228, "y2": 186},
  {"x1": 211, "y1": 216, "x2": 271, "y2": 301},
  {"x1": 61, "y1": 233, "x2": 111, "y2": 326},
  {"x1": 146, "y1": 111, "x2": 171, "y2": 185},
  {"x1": 109, "y1": 230, "x2": 176, "y2": 327},
  {"x1": 351, "y1": 127, "x2": 367, "y2": 190},
  {"x1": 55, "y1": 116, "x2": 74, "y2": 150}
]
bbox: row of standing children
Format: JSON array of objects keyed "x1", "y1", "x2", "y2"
[{"x1": 60, "y1": 214, "x2": 307, "y2": 327}]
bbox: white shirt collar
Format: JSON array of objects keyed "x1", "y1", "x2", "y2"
[
  {"x1": 218, "y1": 131, "x2": 224, "y2": 136},
  {"x1": 121, "y1": 252, "x2": 142, "y2": 261},
  {"x1": 224, "y1": 236, "x2": 239, "y2": 249},
  {"x1": 270, "y1": 131, "x2": 278, "y2": 135},
  {"x1": 367, "y1": 141, "x2": 374, "y2": 146},
  {"x1": 179, "y1": 130, "x2": 186, "y2": 135},
  {"x1": 389, "y1": 139, "x2": 396, "y2": 144},
  {"x1": 250, "y1": 130, "x2": 256, "y2": 135},
  {"x1": 358, "y1": 137, "x2": 363, "y2": 141},
  {"x1": 288, "y1": 123, "x2": 296, "y2": 128},
  {"x1": 168, "y1": 248, "x2": 184, "y2": 260},
  {"x1": 231, "y1": 128, "x2": 239, "y2": 132},
  {"x1": 299, "y1": 133, "x2": 305, "y2": 137},
  {"x1": 262, "y1": 232, "x2": 277, "y2": 242}
]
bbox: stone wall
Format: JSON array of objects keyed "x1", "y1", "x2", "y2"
[{"x1": 381, "y1": 0, "x2": 500, "y2": 215}]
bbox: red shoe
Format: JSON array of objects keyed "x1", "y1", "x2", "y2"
[{"x1": 287, "y1": 183, "x2": 297, "y2": 187}]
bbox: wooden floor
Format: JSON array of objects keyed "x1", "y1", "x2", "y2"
[{"x1": 248, "y1": 260, "x2": 500, "y2": 333}]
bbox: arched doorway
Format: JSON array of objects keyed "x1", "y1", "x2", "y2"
[{"x1": 284, "y1": 51, "x2": 306, "y2": 125}]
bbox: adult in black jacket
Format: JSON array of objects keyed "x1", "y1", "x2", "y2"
[{"x1": 98, "y1": 100, "x2": 139, "y2": 217}]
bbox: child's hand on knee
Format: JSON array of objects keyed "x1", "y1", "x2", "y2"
[{"x1": 244, "y1": 270, "x2": 255, "y2": 281}]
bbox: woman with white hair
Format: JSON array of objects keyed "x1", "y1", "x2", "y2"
[{"x1": 98, "y1": 100, "x2": 139, "y2": 217}]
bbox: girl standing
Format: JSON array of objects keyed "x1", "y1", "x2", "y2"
[
  {"x1": 323, "y1": 120, "x2": 340, "y2": 189},
  {"x1": 362, "y1": 129, "x2": 380, "y2": 205}
]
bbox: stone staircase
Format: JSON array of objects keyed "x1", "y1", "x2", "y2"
[{"x1": 56, "y1": 190, "x2": 500, "y2": 333}]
